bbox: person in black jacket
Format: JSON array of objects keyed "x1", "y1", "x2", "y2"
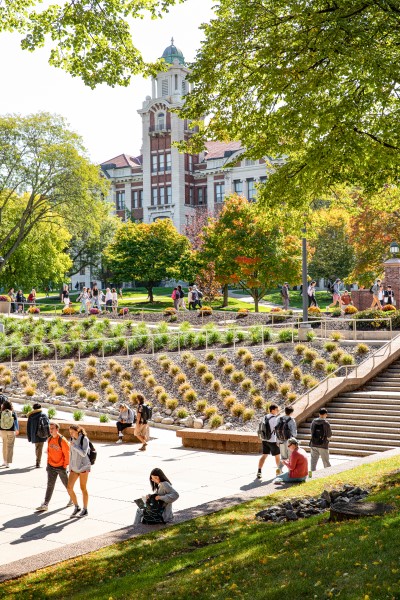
[
  {"x1": 310, "y1": 408, "x2": 332, "y2": 472},
  {"x1": 27, "y1": 403, "x2": 50, "y2": 468}
]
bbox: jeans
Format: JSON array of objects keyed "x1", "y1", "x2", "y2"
[
  {"x1": 44, "y1": 465, "x2": 69, "y2": 505},
  {"x1": 275, "y1": 471, "x2": 307, "y2": 483},
  {"x1": 310, "y1": 446, "x2": 331, "y2": 471},
  {"x1": 117, "y1": 422, "x2": 132, "y2": 436}
]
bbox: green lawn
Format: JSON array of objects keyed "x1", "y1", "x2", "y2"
[{"x1": 2, "y1": 455, "x2": 400, "y2": 600}]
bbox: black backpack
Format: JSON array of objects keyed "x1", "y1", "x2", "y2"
[
  {"x1": 369, "y1": 286, "x2": 374, "y2": 294},
  {"x1": 80, "y1": 435, "x2": 97, "y2": 465},
  {"x1": 275, "y1": 416, "x2": 292, "y2": 442},
  {"x1": 141, "y1": 405, "x2": 152, "y2": 423},
  {"x1": 36, "y1": 413, "x2": 50, "y2": 439},
  {"x1": 257, "y1": 414, "x2": 274, "y2": 441},
  {"x1": 197, "y1": 290, "x2": 203, "y2": 299},
  {"x1": 310, "y1": 421, "x2": 327, "y2": 446},
  {"x1": 0, "y1": 393, "x2": 8, "y2": 409},
  {"x1": 141, "y1": 494, "x2": 165, "y2": 524}
]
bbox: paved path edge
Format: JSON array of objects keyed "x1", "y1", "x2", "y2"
[{"x1": 1, "y1": 447, "x2": 399, "y2": 583}]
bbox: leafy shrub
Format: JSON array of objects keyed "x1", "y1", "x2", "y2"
[
  {"x1": 54, "y1": 386, "x2": 66, "y2": 396},
  {"x1": 22, "y1": 404, "x2": 33, "y2": 415},
  {"x1": 279, "y1": 382, "x2": 291, "y2": 397},
  {"x1": 295, "y1": 344, "x2": 306, "y2": 355},
  {"x1": 163, "y1": 307, "x2": 177, "y2": 316},
  {"x1": 196, "y1": 399, "x2": 207, "y2": 412},
  {"x1": 198, "y1": 306, "x2": 213, "y2": 316},
  {"x1": 278, "y1": 328, "x2": 295, "y2": 343},
  {"x1": 87, "y1": 391, "x2": 100, "y2": 402},
  {"x1": 344, "y1": 305, "x2": 358, "y2": 314},
  {"x1": 99, "y1": 414, "x2": 110, "y2": 423},
  {"x1": 243, "y1": 408, "x2": 255, "y2": 422},
  {"x1": 223, "y1": 395, "x2": 236, "y2": 409},
  {"x1": 217, "y1": 355, "x2": 228, "y2": 367},
  {"x1": 312, "y1": 358, "x2": 327, "y2": 371},
  {"x1": 303, "y1": 348, "x2": 318, "y2": 363},
  {"x1": 382, "y1": 304, "x2": 396, "y2": 312},
  {"x1": 203, "y1": 405, "x2": 217, "y2": 419},
  {"x1": 340, "y1": 353, "x2": 355, "y2": 365},
  {"x1": 172, "y1": 407, "x2": 187, "y2": 420},
  {"x1": 231, "y1": 402, "x2": 245, "y2": 417},
  {"x1": 210, "y1": 414, "x2": 223, "y2": 428},
  {"x1": 231, "y1": 370, "x2": 245, "y2": 383},
  {"x1": 47, "y1": 408, "x2": 57, "y2": 419},
  {"x1": 324, "y1": 341, "x2": 337, "y2": 352},
  {"x1": 356, "y1": 343, "x2": 370, "y2": 355},
  {"x1": 236, "y1": 308, "x2": 249, "y2": 319},
  {"x1": 241, "y1": 378, "x2": 253, "y2": 390},
  {"x1": 73, "y1": 410, "x2": 84, "y2": 421},
  {"x1": 253, "y1": 360, "x2": 265, "y2": 373},
  {"x1": 308, "y1": 306, "x2": 322, "y2": 315},
  {"x1": 205, "y1": 351, "x2": 215, "y2": 361},
  {"x1": 330, "y1": 331, "x2": 343, "y2": 341}
]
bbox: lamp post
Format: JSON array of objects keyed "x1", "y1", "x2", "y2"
[
  {"x1": 302, "y1": 224, "x2": 308, "y2": 324},
  {"x1": 390, "y1": 241, "x2": 399, "y2": 257}
]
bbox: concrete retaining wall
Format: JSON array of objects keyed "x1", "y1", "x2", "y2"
[{"x1": 17, "y1": 418, "x2": 140, "y2": 443}]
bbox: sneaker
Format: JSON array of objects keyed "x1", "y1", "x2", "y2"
[
  {"x1": 66, "y1": 499, "x2": 74, "y2": 507},
  {"x1": 256, "y1": 471, "x2": 262, "y2": 480},
  {"x1": 276, "y1": 468, "x2": 283, "y2": 476},
  {"x1": 77, "y1": 508, "x2": 88, "y2": 518},
  {"x1": 116, "y1": 439, "x2": 123, "y2": 444},
  {"x1": 70, "y1": 506, "x2": 81, "y2": 518},
  {"x1": 35, "y1": 464, "x2": 41, "y2": 468},
  {"x1": 139, "y1": 443, "x2": 147, "y2": 451},
  {"x1": 36, "y1": 504, "x2": 48, "y2": 512},
  {"x1": 1, "y1": 463, "x2": 8, "y2": 468}
]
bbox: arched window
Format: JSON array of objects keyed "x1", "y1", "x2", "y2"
[{"x1": 157, "y1": 112, "x2": 165, "y2": 131}]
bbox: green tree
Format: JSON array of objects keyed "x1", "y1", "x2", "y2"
[
  {"x1": 200, "y1": 196, "x2": 301, "y2": 312},
  {"x1": 0, "y1": 0, "x2": 178, "y2": 87},
  {"x1": 0, "y1": 112, "x2": 109, "y2": 272},
  {"x1": 181, "y1": 1, "x2": 400, "y2": 209},
  {"x1": 105, "y1": 219, "x2": 191, "y2": 302}
]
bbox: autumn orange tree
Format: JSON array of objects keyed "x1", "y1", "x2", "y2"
[{"x1": 200, "y1": 195, "x2": 301, "y2": 312}]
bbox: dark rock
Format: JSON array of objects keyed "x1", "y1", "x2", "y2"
[
  {"x1": 320, "y1": 490, "x2": 331, "y2": 504},
  {"x1": 316, "y1": 499, "x2": 328, "y2": 509},
  {"x1": 282, "y1": 502, "x2": 294, "y2": 511},
  {"x1": 285, "y1": 510, "x2": 298, "y2": 520},
  {"x1": 333, "y1": 496, "x2": 350, "y2": 505},
  {"x1": 330, "y1": 490, "x2": 341, "y2": 500},
  {"x1": 348, "y1": 486, "x2": 362, "y2": 496}
]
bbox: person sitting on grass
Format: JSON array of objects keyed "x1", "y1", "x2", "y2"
[{"x1": 273, "y1": 438, "x2": 308, "y2": 484}]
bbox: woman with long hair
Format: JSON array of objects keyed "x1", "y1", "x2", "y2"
[
  {"x1": 0, "y1": 400, "x2": 19, "y2": 468},
  {"x1": 67, "y1": 424, "x2": 91, "y2": 518},
  {"x1": 134, "y1": 467, "x2": 179, "y2": 525}
]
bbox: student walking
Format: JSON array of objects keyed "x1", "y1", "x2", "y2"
[
  {"x1": 177, "y1": 285, "x2": 186, "y2": 310},
  {"x1": 370, "y1": 279, "x2": 382, "y2": 309},
  {"x1": 0, "y1": 400, "x2": 19, "y2": 468},
  {"x1": 275, "y1": 406, "x2": 297, "y2": 466},
  {"x1": 67, "y1": 425, "x2": 92, "y2": 518},
  {"x1": 26, "y1": 403, "x2": 50, "y2": 468},
  {"x1": 257, "y1": 404, "x2": 281, "y2": 480},
  {"x1": 307, "y1": 281, "x2": 318, "y2": 307},
  {"x1": 111, "y1": 288, "x2": 118, "y2": 316},
  {"x1": 134, "y1": 394, "x2": 150, "y2": 451},
  {"x1": 328, "y1": 279, "x2": 342, "y2": 309},
  {"x1": 116, "y1": 403, "x2": 135, "y2": 444},
  {"x1": 310, "y1": 408, "x2": 332, "y2": 471},
  {"x1": 384, "y1": 285, "x2": 395, "y2": 306},
  {"x1": 171, "y1": 287, "x2": 180, "y2": 310},
  {"x1": 134, "y1": 468, "x2": 179, "y2": 525},
  {"x1": 91, "y1": 284, "x2": 100, "y2": 310},
  {"x1": 281, "y1": 283, "x2": 290, "y2": 310},
  {"x1": 36, "y1": 422, "x2": 72, "y2": 511},
  {"x1": 273, "y1": 438, "x2": 308, "y2": 484},
  {"x1": 77, "y1": 288, "x2": 89, "y2": 314}
]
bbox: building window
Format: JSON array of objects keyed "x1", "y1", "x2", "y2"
[
  {"x1": 79, "y1": 266, "x2": 86, "y2": 276},
  {"x1": 215, "y1": 183, "x2": 225, "y2": 203},
  {"x1": 162, "y1": 79, "x2": 168, "y2": 97},
  {"x1": 234, "y1": 180, "x2": 243, "y2": 194},
  {"x1": 157, "y1": 112, "x2": 165, "y2": 131},
  {"x1": 159, "y1": 154, "x2": 165, "y2": 171},
  {"x1": 247, "y1": 178, "x2": 256, "y2": 201},
  {"x1": 259, "y1": 176, "x2": 267, "y2": 184},
  {"x1": 245, "y1": 159, "x2": 256, "y2": 166},
  {"x1": 182, "y1": 80, "x2": 186, "y2": 95},
  {"x1": 166, "y1": 186, "x2": 172, "y2": 204},
  {"x1": 116, "y1": 191, "x2": 125, "y2": 210},
  {"x1": 132, "y1": 189, "x2": 143, "y2": 209},
  {"x1": 188, "y1": 155, "x2": 193, "y2": 172},
  {"x1": 151, "y1": 188, "x2": 157, "y2": 206},
  {"x1": 189, "y1": 187, "x2": 194, "y2": 205},
  {"x1": 151, "y1": 154, "x2": 158, "y2": 173},
  {"x1": 174, "y1": 74, "x2": 178, "y2": 91},
  {"x1": 197, "y1": 188, "x2": 204, "y2": 205},
  {"x1": 159, "y1": 187, "x2": 165, "y2": 205},
  {"x1": 166, "y1": 153, "x2": 171, "y2": 171},
  {"x1": 139, "y1": 190, "x2": 143, "y2": 208}
]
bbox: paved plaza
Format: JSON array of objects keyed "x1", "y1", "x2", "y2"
[{"x1": 0, "y1": 427, "x2": 354, "y2": 578}]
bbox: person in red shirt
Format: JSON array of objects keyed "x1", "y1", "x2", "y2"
[
  {"x1": 35, "y1": 422, "x2": 72, "y2": 512},
  {"x1": 273, "y1": 438, "x2": 308, "y2": 484}
]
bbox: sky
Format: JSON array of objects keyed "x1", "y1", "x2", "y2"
[{"x1": 0, "y1": 0, "x2": 215, "y2": 164}]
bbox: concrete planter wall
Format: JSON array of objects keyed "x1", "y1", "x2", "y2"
[
  {"x1": 17, "y1": 418, "x2": 140, "y2": 443},
  {"x1": 0, "y1": 301, "x2": 11, "y2": 314},
  {"x1": 324, "y1": 329, "x2": 397, "y2": 340}
]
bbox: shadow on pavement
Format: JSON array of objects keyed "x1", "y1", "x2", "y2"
[
  {"x1": 11, "y1": 518, "x2": 77, "y2": 544},
  {"x1": 1, "y1": 507, "x2": 68, "y2": 531},
  {"x1": 240, "y1": 478, "x2": 275, "y2": 491}
]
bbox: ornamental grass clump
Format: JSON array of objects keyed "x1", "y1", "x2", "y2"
[
  {"x1": 183, "y1": 390, "x2": 197, "y2": 403},
  {"x1": 166, "y1": 398, "x2": 178, "y2": 411},
  {"x1": 223, "y1": 363, "x2": 234, "y2": 375},
  {"x1": 312, "y1": 358, "x2": 327, "y2": 371},
  {"x1": 212, "y1": 379, "x2": 222, "y2": 392},
  {"x1": 217, "y1": 355, "x2": 228, "y2": 367},
  {"x1": 264, "y1": 346, "x2": 275, "y2": 357},
  {"x1": 241, "y1": 378, "x2": 253, "y2": 390},
  {"x1": 205, "y1": 351, "x2": 215, "y2": 361},
  {"x1": 100, "y1": 379, "x2": 110, "y2": 389},
  {"x1": 72, "y1": 380, "x2": 84, "y2": 392},
  {"x1": 178, "y1": 383, "x2": 191, "y2": 395},
  {"x1": 326, "y1": 363, "x2": 338, "y2": 374},
  {"x1": 24, "y1": 385, "x2": 36, "y2": 397},
  {"x1": 99, "y1": 414, "x2": 110, "y2": 423},
  {"x1": 204, "y1": 405, "x2": 218, "y2": 418},
  {"x1": 267, "y1": 377, "x2": 279, "y2": 391},
  {"x1": 301, "y1": 375, "x2": 318, "y2": 389},
  {"x1": 243, "y1": 408, "x2": 254, "y2": 422},
  {"x1": 86, "y1": 391, "x2": 99, "y2": 403},
  {"x1": 331, "y1": 349, "x2": 345, "y2": 363},
  {"x1": 195, "y1": 363, "x2": 208, "y2": 376},
  {"x1": 286, "y1": 392, "x2": 297, "y2": 403},
  {"x1": 78, "y1": 387, "x2": 88, "y2": 398},
  {"x1": 169, "y1": 364, "x2": 180, "y2": 376},
  {"x1": 330, "y1": 331, "x2": 343, "y2": 341},
  {"x1": 145, "y1": 375, "x2": 156, "y2": 387},
  {"x1": 253, "y1": 360, "x2": 265, "y2": 373},
  {"x1": 85, "y1": 366, "x2": 97, "y2": 379},
  {"x1": 252, "y1": 395, "x2": 264, "y2": 409},
  {"x1": 340, "y1": 353, "x2": 355, "y2": 365},
  {"x1": 356, "y1": 343, "x2": 370, "y2": 355},
  {"x1": 223, "y1": 395, "x2": 236, "y2": 409},
  {"x1": 196, "y1": 399, "x2": 207, "y2": 412},
  {"x1": 210, "y1": 414, "x2": 223, "y2": 428},
  {"x1": 107, "y1": 393, "x2": 118, "y2": 403},
  {"x1": 88, "y1": 356, "x2": 97, "y2": 366},
  {"x1": 236, "y1": 348, "x2": 248, "y2": 357},
  {"x1": 295, "y1": 344, "x2": 306, "y2": 355},
  {"x1": 231, "y1": 402, "x2": 245, "y2": 417},
  {"x1": 231, "y1": 370, "x2": 245, "y2": 383},
  {"x1": 202, "y1": 372, "x2": 214, "y2": 384},
  {"x1": 22, "y1": 403, "x2": 33, "y2": 415},
  {"x1": 282, "y1": 359, "x2": 293, "y2": 372},
  {"x1": 303, "y1": 348, "x2": 318, "y2": 363},
  {"x1": 176, "y1": 407, "x2": 188, "y2": 419},
  {"x1": 272, "y1": 351, "x2": 283, "y2": 364},
  {"x1": 324, "y1": 341, "x2": 338, "y2": 352},
  {"x1": 73, "y1": 410, "x2": 84, "y2": 421},
  {"x1": 279, "y1": 382, "x2": 291, "y2": 397}
]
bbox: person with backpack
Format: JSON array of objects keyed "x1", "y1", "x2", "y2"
[
  {"x1": 67, "y1": 425, "x2": 92, "y2": 518},
  {"x1": 328, "y1": 279, "x2": 342, "y2": 310},
  {"x1": 134, "y1": 394, "x2": 151, "y2": 451},
  {"x1": 36, "y1": 422, "x2": 73, "y2": 512},
  {"x1": 27, "y1": 403, "x2": 50, "y2": 468},
  {"x1": 310, "y1": 407, "x2": 332, "y2": 471},
  {"x1": 177, "y1": 285, "x2": 186, "y2": 310},
  {"x1": 370, "y1": 279, "x2": 382, "y2": 310},
  {"x1": 134, "y1": 468, "x2": 179, "y2": 525},
  {"x1": 0, "y1": 399, "x2": 19, "y2": 468},
  {"x1": 256, "y1": 404, "x2": 281, "y2": 480},
  {"x1": 275, "y1": 406, "x2": 297, "y2": 466},
  {"x1": 281, "y1": 282, "x2": 290, "y2": 310},
  {"x1": 115, "y1": 403, "x2": 135, "y2": 444},
  {"x1": 193, "y1": 285, "x2": 203, "y2": 308},
  {"x1": 273, "y1": 438, "x2": 308, "y2": 484},
  {"x1": 307, "y1": 281, "x2": 318, "y2": 307},
  {"x1": 171, "y1": 287, "x2": 180, "y2": 310}
]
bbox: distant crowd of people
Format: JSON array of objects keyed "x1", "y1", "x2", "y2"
[
  {"x1": 171, "y1": 284, "x2": 203, "y2": 310},
  {"x1": 75, "y1": 284, "x2": 122, "y2": 315}
]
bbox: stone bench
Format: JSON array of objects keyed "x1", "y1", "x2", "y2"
[
  {"x1": 17, "y1": 418, "x2": 141, "y2": 443},
  {"x1": 176, "y1": 428, "x2": 261, "y2": 454}
]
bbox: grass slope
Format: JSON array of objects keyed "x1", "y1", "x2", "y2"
[{"x1": 2, "y1": 456, "x2": 400, "y2": 600}]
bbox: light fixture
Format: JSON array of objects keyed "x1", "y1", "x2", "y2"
[{"x1": 390, "y1": 242, "x2": 399, "y2": 256}]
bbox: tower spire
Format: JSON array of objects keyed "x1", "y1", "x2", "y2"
[{"x1": 171, "y1": 36, "x2": 174, "y2": 46}]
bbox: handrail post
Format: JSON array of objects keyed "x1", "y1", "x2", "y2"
[
  {"x1": 78, "y1": 342, "x2": 81, "y2": 362},
  {"x1": 152, "y1": 334, "x2": 155, "y2": 356},
  {"x1": 178, "y1": 332, "x2": 180, "y2": 355},
  {"x1": 205, "y1": 329, "x2": 208, "y2": 350},
  {"x1": 54, "y1": 344, "x2": 57, "y2": 364}
]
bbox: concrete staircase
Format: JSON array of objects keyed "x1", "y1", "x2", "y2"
[{"x1": 297, "y1": 360, "x2": 400, "y2": 457}]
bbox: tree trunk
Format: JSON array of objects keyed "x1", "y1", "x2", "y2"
[
  {"x1": 222, "y1": 284, "x2": 228, "y2": 307},
  {"x1": 147, "y1": 286, "x2": 154, "y2": 303},
  {"x1": 254, "y1": 295, "x2": 259, "y2": 313}
]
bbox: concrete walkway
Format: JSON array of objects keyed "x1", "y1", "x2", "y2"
[{"x1": 0, "y1": 428, "x2": 353, "y2": 581}]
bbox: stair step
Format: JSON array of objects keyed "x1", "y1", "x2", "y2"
[
  {"x1": 327, "y1": 402, "x2": 400, "y2": 412},
  {"x1": 295, "y1": 437, "x2": 395, "y2": 453},
  {"x1": 326, "y1": 407, "x2": 400, "y2": 417},
  {"x1": 341, "y1": 391, "x2": 400, "y2": 398},
  {"x1": 335, "y1": 396, "x2": 400, "y2": 405},
  {"x1": 303, "y1": 412, "x2": 400, "y2": 423},
  {"x1": 297, "y1": 427, "x2": 400, "y2": 440}
]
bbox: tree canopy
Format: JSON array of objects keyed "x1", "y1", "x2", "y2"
[
  {"x1": 0, "y1": 0, "x2": 179, "y2": 87},
  {"x1": 181, "y1": 0, "x2": 400, "y2": 209},
  {"x1": 105, "y1": 218, "x2": 191, "y2": 302},
  {"x1": 0, "y1": 112, "x2": 109, "y2": 274}
]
